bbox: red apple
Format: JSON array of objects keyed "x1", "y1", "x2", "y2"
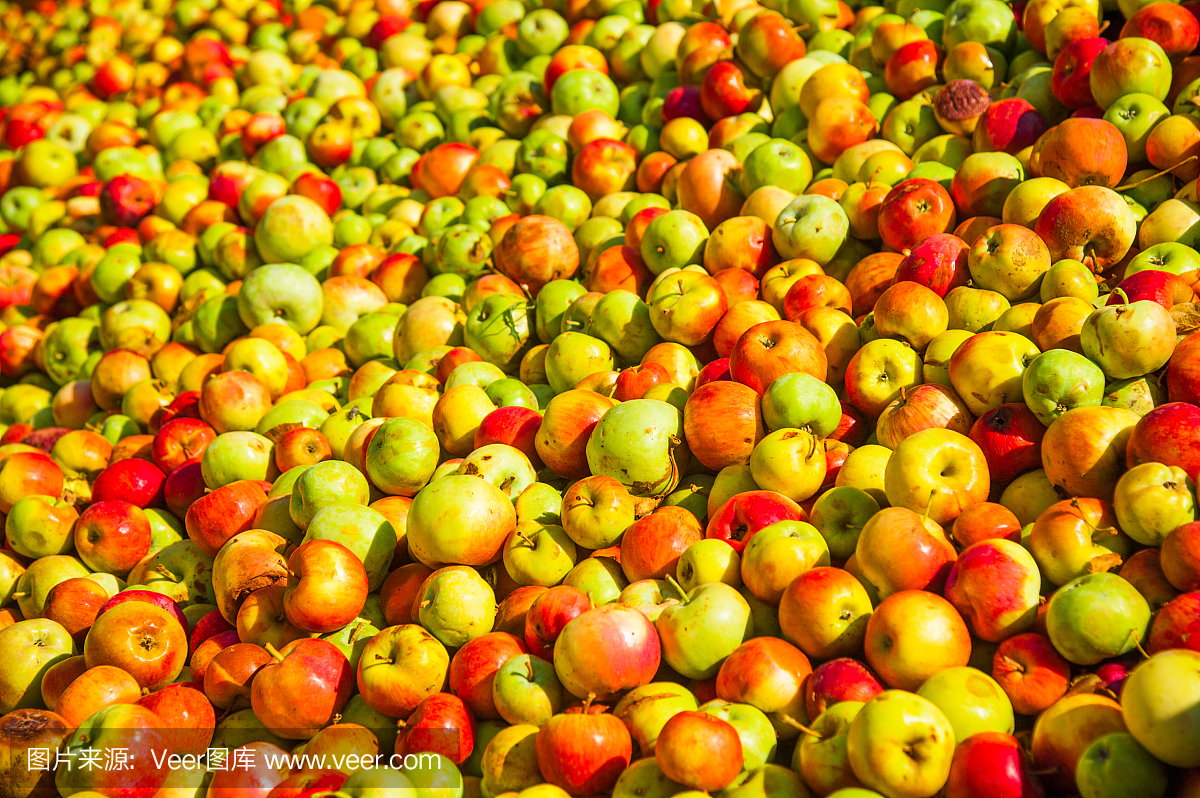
[
  {"x1": 969, "y1": 403, "x2": 1046, "y2": 488},
  {"x1": 705, "y1": 490, "x2": 805, "y2": 553},
  {"x1": 537, "y1": 709, "x2": 633, "y2": 795}
]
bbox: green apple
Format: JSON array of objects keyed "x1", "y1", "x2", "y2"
[
  {"x1": 749, "y1": 430, "x2": 827, "y2": 505},
  {"x1": 915, "y1": 666, "x2": 1014, "y2": 742},
  {"x1": 502, "y1": 521, "x2": 578, "y2": 587},
  {"x1": 563, "y1": 556, "x2": 628, "y2": 606},
  {"x1": 761, "y1": 373, "x2": 841, "y2": 436},
  {"x1": 0, "y1": 618, "x2": 75, "y2": 713},
  {"x1": 587, "y1": 399, "x2": 690, "y2": 498},
  {"x1": 364, "y1": 416, "x2": 439, "y2": 497},
  {"x1": 677, "y1": 539, "x2": 742, "y2": 593},
  {"x1": 613, "y1": 757, "x2": 686, "y2": 798},
  {"x1": 1045, "y1": 572, "x2": 1150, "y2": 665},
  {"x1": 656, "y1": 581, "x2": 753, "y2": 679},
  {"x1": 1122, "y1": 649, "x2": 1200, "y2": 767},
  {"x1": 418, "y1": 565, "x2": 497, "y2": 647},
  {"x1": 794, "y1": 701, "x2": 865, "y2": 797},
  {"x1": 200, "y1": 431, "x2": 277, "y2": 489},
  {"x1": 845, "y1": 691, "x2": 955, "y2": 798},
  {"x1": 1021, "y1": 349, "x2": 1106, "y2": 426},
  {"x1": 720, "y1": 764, "x2": 809, "y2": 798},
  {"x1": 1113, "y1": 462, "x2": 1197, "y2": 547},
  {"x1": 740, "y1": 521, "x2": 830, "y2": 605},
  {"x1": 492, "y1": 653, "x2": 565, "y2": 726},
  {"x1": 808, "y1": 487, "x2": 880, "y2": 563},
  {"x1": 1075, "y1": 732, "x2": 1168, "y2": 798},
  {"x1": 290, "y1": 460, "x2": 371, "y2": 529}
]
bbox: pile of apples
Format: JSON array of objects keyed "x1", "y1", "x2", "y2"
[{"x1": 8, "y1": 0, "x2": 1200, "y2": 796}]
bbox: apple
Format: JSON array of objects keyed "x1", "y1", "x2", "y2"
[
  {"x1": 655, "y1": 711, "x2": 742, "y2": 792},
  {"x1": 554, "y1": 604, "x2": 660, "y2": 699},
  {"x1": 845, "y1": 691, "x2": 955, "y2": 798},
  {"x1": 946, "y1": 731, "x2": 1045, "y2": 798},
  {"x1": 864, "y1": 590, "x2": 972, "y2": 691},
  {"x1": 944, "y1": 539, "x2": 1041, "y2": 643},
  {"x1": 916, "y1": 666, "x2": 1015, "y2": 743},
  {"x1": 1122, "y1": 650, "x2": 1200, "y2": 768}
]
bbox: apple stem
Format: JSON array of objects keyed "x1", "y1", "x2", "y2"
[
  {"x1": 778, "y1": 715, "x2": 822, "y2": 739},
  {"x1": 155, "y1": 564, "x2": 179, "y2": 582},
  {"x1": 1116, "y1": 156, "x2": 1198, "y2": 191},
  {"x1": 1133, "y1": 637, "x2": 1150, "y2": 660},
  {"x1": 10, "y1": 592, "x2": 25, "y2": 598},
  {"x1": 998, "y1": 655, "x2": 1024, "y2": 675},
  {"x1": 583, "y1": 692, "x2": 596, "y2": 714},
  {"x1": 264, "y1": 642, "x2": 285, "y2": 663},
  {"x1": 526, "y1": 659, "x2": 536, "y2": 681},
  {"x1": 664, "y1": 574, "x2": 689, "y2": 603}
]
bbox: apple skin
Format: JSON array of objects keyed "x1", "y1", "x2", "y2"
[
  {"x1": 84, "y1": 599, "x2": 187, "y2": 691},
  {"x1": 845, "y1": 690, "x2": 956, "y2": 798},
  {"x1": 778, "y1": 564, "x2": 874, "y2": 660},
  {"x1": 944, "y1": 539, "x2": 1041, "y2": 643},
  {"x1": 946, "y1": 731, "x2": 1046, "y2": 798},
  {"x1": 135, "y1": 681, "x2": 217, "y2": 758},
  {"x1": 682, "y1": 381, "x2": 765, "y2": 472},
  {"x1": 74, "y1": 500, "x2": 153, "y2": 578},
  {"x1": 654, "y1": 710, "x2": 742, "y2": 792},
  {"x1": 991, "y1": 632, "x2": 1072, "y2": 716},
  {"x1": 728, "y1": 320, "x2": 829, "y2": 395},
  {"x1": 893, "y1": 234, "x2": 970, "y2": 299},
  {"x1": 864, "y1": 590, "x2": 972, "y2": 691},
  {"x1": 0, "y1": 707, "x2": 72, "y2": 798},
  {"x1": 251, "y1": 637, "x2": 354, "y2": 740},
  {"x1": 705, "y1": 490, "x2": 805, "y2": 554},
  {"x1": 283, "y1": 539, "x2": 369, "y2": 635},
  {"x1": 1126, "y1": 402, "x2": 1200, "y2": 481},
  {"x1": 554, "y1": 604, "x2": 660, "y2": 700},
  {"x1": 854, "y1": 507, "x2": 957, "y2": 598},
  {"x1": 883, "y1": 428, "x2": 990, "y2": 526},
  {"x1": 1148, "y1": 592, "x2": 1200, "y2": 654},
  {"x1": 715, "y1": 636, "x2": 812, "y2": 737},
  {"x1": 1030, "y1": 692, "x2": 1126, "y2": 792},
  {"x1": 448, "y1": 631, "x2": 528, "y2": 721},
  {"x1": 53, "y1": 704, "x2": 171, "y2": 798},
  {"x1": 804, "y1": 658, "x2": 884, "y2": 721},
  {"x1": 1041, "y1": 406, "x2": 1140, "y2": 503},
  {"x1": 974, "y1": 98, "x2": 1048, "y2": 155},
  {"x1": 395, "y1": 692, "x2": 476, "y2": 765},
  {"x1": 1122, "y1": 649, "x2": 1200, "y2": 768},
  {"x1": 356, "y1": 624, "x2": 450, "y2": 720},
  {"x1": 184, "y1": 479, "x2": 270, "y2": 557},
  {"x1": 536, "y1": 710, "x2": 633, "y2": 796}
]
